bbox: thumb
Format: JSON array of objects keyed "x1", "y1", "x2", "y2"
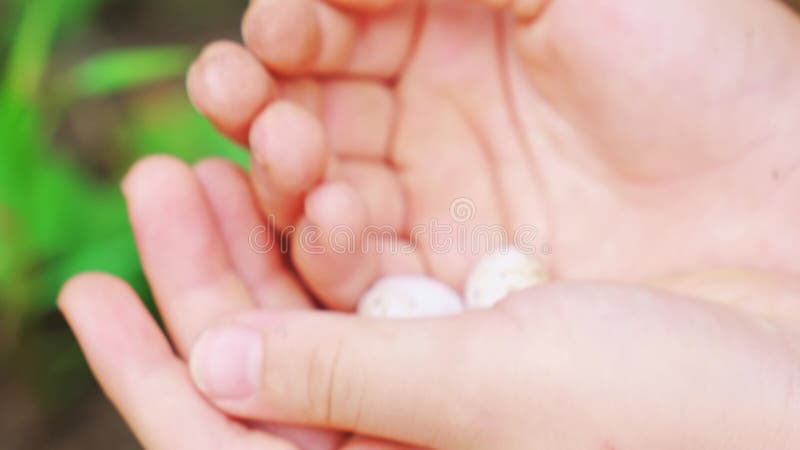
[{"x1": 188, "y1": 309, "x2": 505, "y2": 448}]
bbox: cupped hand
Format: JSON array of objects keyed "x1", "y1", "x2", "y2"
[{"x1": 187, "y1": 0, "x2": 800, "y2": 312}]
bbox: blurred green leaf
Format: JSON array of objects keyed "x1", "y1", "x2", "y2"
[
  {"x1": 0, "y1": 93, "x2": 40, "y2": 200},
  {"x1": 2, "y1": 0, "x2": 61, "y2": 97},
  {"x1": 68, "y1": 46, "x2": 195, "y2": 97},
  {"x1": 0, "y1": 93, "x2": 40, "y2": 315},
  {"x1": 2, "y1": 0, "x2": 102, "y2": 99}
]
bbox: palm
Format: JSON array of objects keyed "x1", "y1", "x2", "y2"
[
  {"x1": 342, "y1": 0, "x2": 800, "y2": 286},
  {"x1": 189, "y1": 0, "x2": 800, "y2": 300}
]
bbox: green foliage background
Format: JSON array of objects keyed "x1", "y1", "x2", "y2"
[{"x1": 0, "y1": 0, "x2": 247, "y2": 428}]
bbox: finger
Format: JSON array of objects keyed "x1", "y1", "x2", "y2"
[
  {"x1": 193, "y1": 158, "x2": 314, "y2": 309},
  {"x1": 250, "y1": 100, "x2": 328, "y2": 230},
  {"x1": 59, "y1": 273, "x2": 295, "y2": 450},
  {"x1": 317, "y1": 0, "x2": 420, "y2": 77},
  {"x1": 281, "y1": 79, "x2": 396, "y2": 161},
  {"x1": 323, "y1": 0, "x2": 400, "y2": 13},
  {"x1": 332, "y1": 160, "x2": 406, "y2": 230},
  {"x1": 279, "y1": 78, "x2": 322, "y2": 114},
  {"x1": 187, "y1": 40, "x2": 277, "y2": 145},
  {"x1": 242, "y1": 0, "x2": 321, "y2": 75},
  {"x1": 324, "y1": 0, "x2": 543, "y2": 20},
  {"x1": 510, "y1": 0, "x2": 548, "y2": 20},
  {"x1": 321, "y1": 80, "x2": 395, "y2": 160},
  {"x1": 123, "y1": 155, "x2": 252, "y2": 355},
  {"x1": 313, "y1": 1, "x2": 358, "y2": 73},
  {"x1": 258, "y1": 423, "x2": 346, "y2": 450},
  {"x1": 289, "y1": 175, "x2": 424, "y2": 311},
  {"x1": 653, "y1": 269, "x2": 800, "y2": 330},
  {"x1": 243, "y1": 0, "x2": 418, "y2": 78},
  {"x1": 292, "y1": 182, "x2": 379, "y2": 310},
  {"x1": 194, "y1": 159, "x2": 345, "y2": 450},
  {"x1": 189, "y1": 308, "x2": 497, "y2": 449},
  {"x1": 394, "y1": 84, "x2": 506, "y2": 288},
  {"x1": 341, "y1": 435, "x2": 421, "y2": 450}
]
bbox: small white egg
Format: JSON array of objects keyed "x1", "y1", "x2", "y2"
[
  {"x1": 465, "y1": 248, "x2": 548, "y2": 310},
  {"x1": 358, "y1": 275, "x2": 465, "y2": 319}
]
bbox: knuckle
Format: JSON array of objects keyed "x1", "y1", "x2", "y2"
[{"x1": 304, "y1": 333, "x2": 364, "y2": 428}]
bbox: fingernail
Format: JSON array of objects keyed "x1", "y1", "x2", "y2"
[{"x1": 190, "y1": 326, "x2": 262, "y2": 400}]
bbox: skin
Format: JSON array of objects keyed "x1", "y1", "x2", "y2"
[
  {"x1": 60, "y1": 0, "x2": 800, "y2": 448},
  {"x1": 61, "y1": 156, "x2": 407, "y2": 449},
  {"x1": 186, "y1": 0, "x2": 800, "y2": 308},
  {"x1": 60, "y1": 164, "x2": 800, "y2": 449},
  {"x1": 187, "y1": 279, "x2": 800, "y2": 450}
]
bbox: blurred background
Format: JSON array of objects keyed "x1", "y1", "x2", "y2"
[
  {"x1": 0, "y1": 0, "x2": 248, "y2": 447},
  {"x1": 1, "y1": 0, "x2": 799, "y2": 448}
]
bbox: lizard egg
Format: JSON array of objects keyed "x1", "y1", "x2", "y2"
[
  {"x1": 358, "y1": 275, "x2": 464, "y2": 319},
  {"x1": 464, "y1": 248, "x2": 548, "y2": 310}
]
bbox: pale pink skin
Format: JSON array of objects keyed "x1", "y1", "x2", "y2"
[
  {"x1": 187, "y1": 0, "x2": 800, "y2": 303},
  {"x1": 58, "y1": 0, "x2": 800, "y2": 449}
]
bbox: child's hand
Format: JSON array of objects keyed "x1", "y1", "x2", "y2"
[
  {"x1": 58, "y1": 156, "x2": 399, "y2": 450},
  {"x1": 187, "y1": 0, "x2": 800, "y2": 314}
]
